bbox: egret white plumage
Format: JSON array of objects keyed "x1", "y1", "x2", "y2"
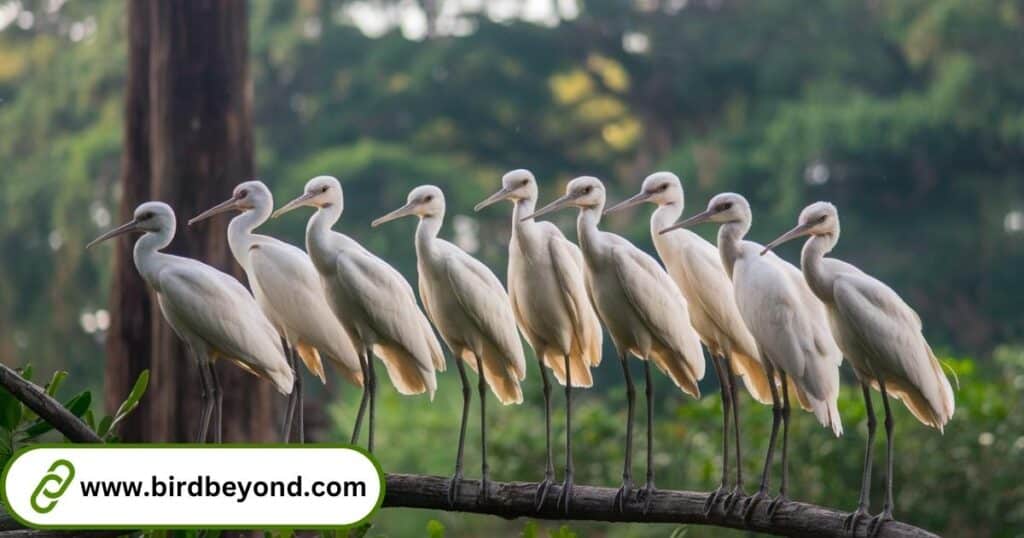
[
  {"x1": 661, "y1": 193, "x2": 843, "y2": 521},
  {"x1": 273, "y1": 176, "x2": 444, "y2": 453},
  {"x1": 525, "y1": 176, "x2": 705, "y2": 514},
  {"x1": 88, "y1": 201, "x2": 293, "y2": 443},
  {"x1": 475, "y1": 169, "x2": 603, "y2": 513},
  {"x1": 373, "y1": 185, "x2": 526, "y2": 505},
  {"x1": 189, "y1": 180, "x2": 364, "y2": 443},
  {"x1": 605, "y1": 171, "x2": 773, "y2": 514},
  {"x1": 762, "y1": 202, "x2": 954, "y2": 537}
]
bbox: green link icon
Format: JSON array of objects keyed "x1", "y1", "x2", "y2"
[{"x1": 30, "y1": 459, "x2": 75, "y2": 514}]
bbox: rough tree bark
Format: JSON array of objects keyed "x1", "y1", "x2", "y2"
[{"x1": 106, "y1": 0, "x2": 275, "y2": 442}]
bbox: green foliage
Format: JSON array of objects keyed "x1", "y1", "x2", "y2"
[{"x1": 0, "y1": 366, "x2": 149, "y2": 468}]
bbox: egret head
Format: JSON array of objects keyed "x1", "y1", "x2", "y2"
[
  {"x1": 761, "y1": 202, "x2": 839, "y2": 255},
  {"x1": 522, "y1": 176, "x2": 605, "y2": 221},
  {"x1": 188, "y1": 180, "x2": 273, "y2": 226},
  {"x1": 87, "y1": 201, "x2": 175, "y2": 249},
  {"x1": 272, "y1": 176, "x2": 343, "y2": 218},
  {"x1": 658, "y1": 192, "x2": 750, "y2": 235},
  {"x1": 604, "y1": 171, "x2": 682, "y2": 215},
  {"x1": 474, "y1": 169, "x2": 538, "y2": 211},
  {"x1": 372, "y1": 185, "x2": 445, "y2": 227}
]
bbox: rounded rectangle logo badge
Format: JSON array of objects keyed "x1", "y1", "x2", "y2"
[{"x1": 1, "y1": 445, "x2": 384, "y2": 529}]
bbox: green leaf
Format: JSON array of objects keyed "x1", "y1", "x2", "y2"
[
  {"x1": 427, "y1": 519, "x2": 446, "y2": 538},
  {"x1": 64, "y1": 391, "x2": 93, "y2": 419},
  {"x1": 97, "y1": 415, "x2": 113, "y2": 438},
  {"x1": 19, "y1": 365, "x2": 33, "y2": 382},
  {"x1": 0, "y1": 385, "x2": 22, "y2": 431},
  {"x1": 521, "y1": 521, "x2": 538, "y2": 538},
  {"x1": 45, "y1": 370, "x2": 68, "y2": 397},
  {"x1": 83, "y1": 408, "x2": 95, "y2": 430},
  {"x1": 114, "y1": 370, "x2": 149, "y2": 420}
]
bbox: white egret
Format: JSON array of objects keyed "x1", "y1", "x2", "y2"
[
  {"x1": 605, "y1": 171, "x2": 773, "y2": 514},
  {"x1": 188, "y1": 180, "x2": 364, "y2": 443},
  {"x1": 762, "y1": 202, "x2": 954, "y2": 537},
  {"x1": 662, "y1": 193, "x2": 843, "y2": 521},
  {"x1": 474, "y1": 169, "x2": 602, "y2": 513},
  {"x1": 373, "y1": 185, "x2": 526, "y2": 505},
  {"x1": 273, "y1": 176, "x2": 445, "y2": 453},
  {"x1": 88, "y1": 201, "x2": 293, "y2": 443},
  {"x1": 526, "y1": 176, "x2": 704, "y2": 514}
]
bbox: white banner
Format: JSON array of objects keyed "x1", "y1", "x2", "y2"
[{"x1": 1, "y1": 445, "x2": 383, "y2": 529}]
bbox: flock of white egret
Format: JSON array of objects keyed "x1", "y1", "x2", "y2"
[{"x1": 87, "y1": 170, "x2": 955, "y2": 536}]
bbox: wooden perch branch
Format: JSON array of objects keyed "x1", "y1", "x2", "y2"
[
  {"x1": 0, "y1": 363, "x2": 101, "y2": 443},
  {"x1": 383, "y1": 473, "x2": 938, "y2": 538}
]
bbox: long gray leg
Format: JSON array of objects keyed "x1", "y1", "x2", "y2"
[
  {"x1": 704, "y1": 351, "x2": 732, "y2": 515},
  {"x1": 612, "y1": 353, "x2": 635, "y2": 512},
  {"x1": 280, "y1": 340, "x2": 298, "y2": 442},
  {"x1": 294, "y1": 345, "x2": 304, "y2": 443},
  {"x1": 867, "y1": 379, "x2": 895, "y2": 538},
  {"x1": 556, "y1": 354, "x2": 574, "y2": 514},
  {"x1": 767, "y1": 372, "x2": 791, "y2": 518},
  {"x1": 206, "y1": 360, "x2": 222, "y2": 444},
  {"x1": 844, "y1": 381, "x2": 876, "y2": 533},
  {"x1": 476, "y1": 354, "x2": 490, "y2": 504},
  {"x1": 743, "y1": 361, "x2": 781, "y2": 522},
  {"x1": 640, "y1": 357, "x2": 657, "y2": 514},
  {"x1": 367, "y1": 350, "x2": 377, "y2": 453},
  {"x1": 193, "y1": 350, "x2": 213, "y2": 444},
  {"x1": 447, "y1": 354, "x2": 471, "y2": 508},
  {"x1": 350, "y1": 352, "x2": 370, "y2": 445},
  {"x1": 534, "y1": 355, "x2": 554, "y2": 511}
]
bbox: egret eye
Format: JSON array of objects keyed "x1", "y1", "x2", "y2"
[
  {"x1": 238, "y1": 189, "x2": 248, "y2": 198},
  {"x1": 424, "y1": 195, "x2": 434, "y2": 202},
  {"x1": 583, "y1": 186, "x2": 592, "y2": 194},
  {"x1": 521, "y1": 179, "x2": 529, "y2": 186},
  {"x1": 139, "y1": 212, "x2": 152, "y2": 220},
  {"x1": 321, "y1": 186, "x2": 329, "y2": 193},
  {"x1": 659, "y1": 184, "x2": 669, "y2": 192},
  {"x1": 717, "y1": 202, "x2": 733, "y2": 211}
]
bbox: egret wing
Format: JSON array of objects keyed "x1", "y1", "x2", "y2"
[
  {"x1": 155, "y1": 261, "x2": 290, "y2": 393},
  {"x1": 249, "y1": 241, "x2": 362, "y2": 381},
  {"x1": 548, "y1": 234, "x2": 602, "y2": 366},
  {"x1": 609, "y1": 243, "x2": 704, "y2": 391},
  {"x1": 443, "y1": 250, "x2": 526, "y2": 379}
]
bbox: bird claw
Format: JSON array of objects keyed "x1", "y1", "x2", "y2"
[
  {"x1": 722, "y1": 486, "x2": 746, "y2": 515},
  {"x1": 638, "y1": 482, "x2": 656, "y2": 515},
  {"x1": 866, "y1": 509, "x2": 892, "y2": 538},
  {"x1": 766, "y1": 494, "x2": 788, "y2": 520},
  {"x1": 843, "y1": 506, "x2": 870, "y2": 535},
  {"x1": 703, "y1": 484, "x2": 727, "y2": 516},
  {"x1": 555, "y1": 475, "x2": 574, "y2": 515},
  {"x1": 742, "y1": 490, "x2": 770, "y2": 523},
  {"x1": 534, "y1": 476, "x2": 554, "y2": 512},
  {"x1": 446, "y1": 472, "x2": 463, "y2": 508},
  {"x1": 612, "y1": 480, "x2": 633, "y2": 512}
]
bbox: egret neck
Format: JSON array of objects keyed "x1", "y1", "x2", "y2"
[
  {"x1": 650, "y1": 201, "x2": 683, "y2": 244},
  {"x1": 227, "y1": 202, "x2": 272, "y2": 270},
  {"x1": 414, "y1": 211, "x2": 444, "y2": 259},
  {"x1": 575, "y1": 204, "x2": 604, "y2": 262},
  {"x1": 511, "y1": 197, "x2": 537, "y2": 243},
  {"x1": 306, "y1": 202, "x2": 343, "y2": 274},
  {"x1": 800, "y1": 231, "x2": 841, "y2": 303},
  {"x1": 716, "y1": 217, "x2": 749, "y2": 278},
  {"x1": 133, "y1": 227, "x2": 174, "y2": 287}
]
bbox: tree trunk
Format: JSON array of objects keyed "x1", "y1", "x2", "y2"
[{"x1": 107, "y1": 0, "x2": 275, "y2": 442}]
